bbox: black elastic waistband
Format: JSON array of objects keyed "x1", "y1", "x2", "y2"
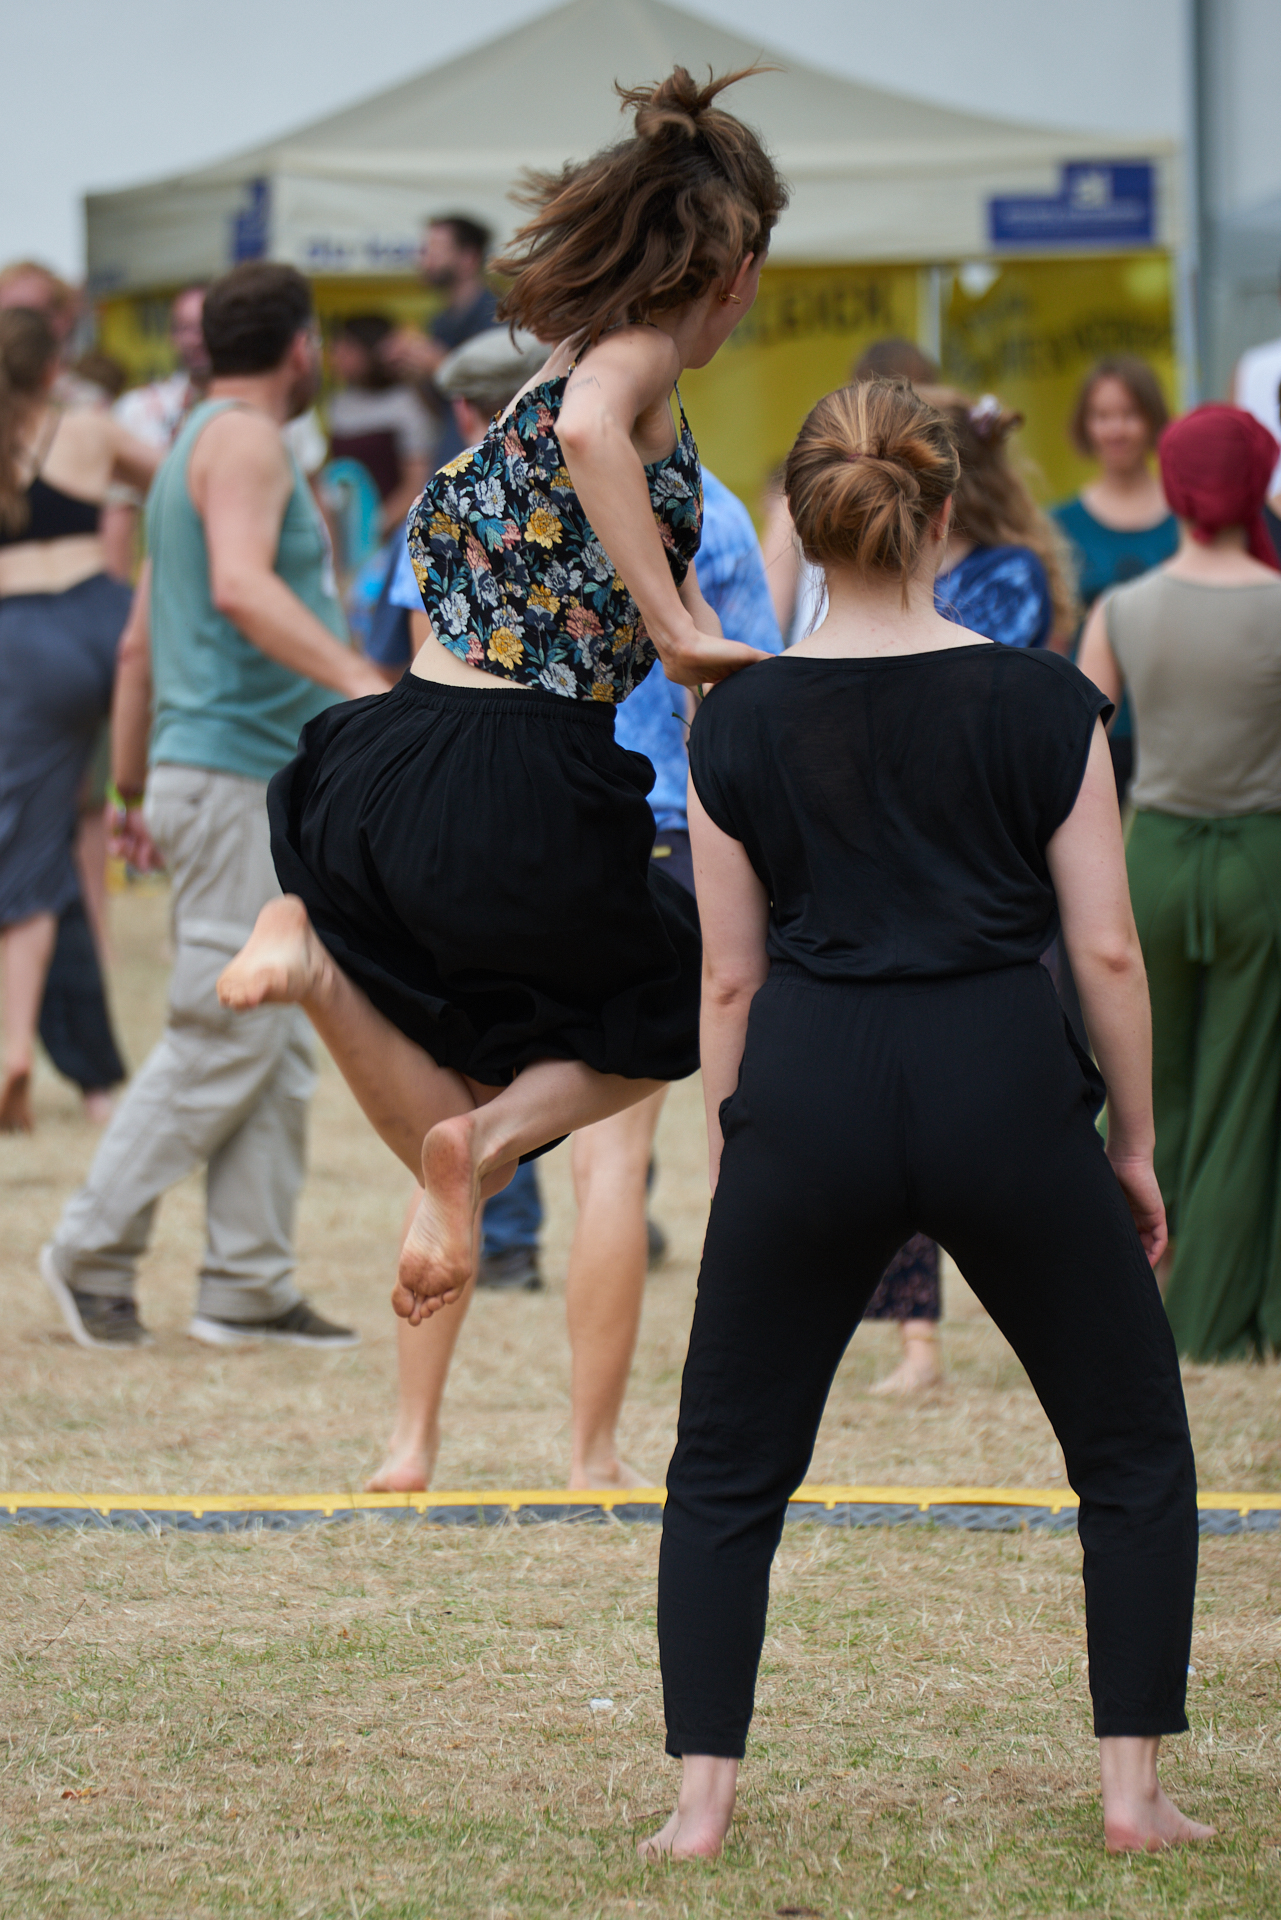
[
  {"x1": 766, "y1": 958, "x2": 1047, "y2": 994},
  {"x1": 392, "y1": 672, "x2": 616, "y2": 726}
]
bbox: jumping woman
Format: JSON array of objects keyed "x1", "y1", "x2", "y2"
[
  {"x1": 217, "y1": 68, "x2": 783, "y2": 1310},
  {"x1": 646, "y1": 380, "x2": 1212, "y2": 1860}
]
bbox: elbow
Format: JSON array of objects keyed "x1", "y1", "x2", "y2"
[
  {"x1": 1073, "y1": 932, "x2": 1143, "y2": 982},
  {"x1": 209, "y1": 572, "x2": 253, "y2": 624},
  {"x1": 703, "y1": 961, "x2": 768, "y2": 1009}
]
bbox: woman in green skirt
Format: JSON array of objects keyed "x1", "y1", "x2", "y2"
[{"x1": 1080, "y1": 403, "x2": 1281, "y2": 1360}]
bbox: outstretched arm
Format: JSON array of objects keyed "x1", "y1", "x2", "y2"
[
  {"x1": 556, "y1": 329, "x2": 768, "y2": 688},
  {"x1": 1047, "y1": 719, "x2": 1165, "y2": 1263},
  {"x1": 688, "y1": 781, "x2": 770, "y2": 1190}
]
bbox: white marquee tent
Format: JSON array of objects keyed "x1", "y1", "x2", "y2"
[{"x1": 85, "y1": 0, "x2": 1178, "y2": 295}]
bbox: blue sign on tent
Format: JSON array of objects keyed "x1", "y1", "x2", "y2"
[{"x1": 989, "y1": 163, "x2": 1155, "y2": 249}]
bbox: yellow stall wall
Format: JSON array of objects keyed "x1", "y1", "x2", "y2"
[
  {"x1": 941, "y1": 253, "x2": 1177, "y2": 506},
  {"x1": 97, "y1": 255, "x2": 1175, "y2": 517},
  {"x1": 678, "y1": 263, "x2": 923, "y2": 520}
]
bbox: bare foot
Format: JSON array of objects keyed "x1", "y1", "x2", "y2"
[
  {"x1": 870, "y1": 1326, "x2": 944, "y2": 1397},
  {"x1": 569, "y1": 1456, "x2": 652, "y2": 1491},
  {"x1": 1100, "y1": 1736, "x2": 1216, "y2": 1853},
  {"x1": 216, "y1": 897, "x2": 330, "y2": 1011},
  {"x1": 392, "y1": 1115, "x2": 482, "y2": 1320},
  {"x1": 639, "y1": 1755, "x2": 738, "y2": 1861},
  {"x1": 0, "y1": 1070, "x2": 33, "y2": 1133},
  {"x1": 365, "y1": 1433, "x2": 437, "y2": 1493}
]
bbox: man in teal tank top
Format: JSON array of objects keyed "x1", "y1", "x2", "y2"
[{"x1": 43, "y1": 265, "x2": 386, "y2": 1352}]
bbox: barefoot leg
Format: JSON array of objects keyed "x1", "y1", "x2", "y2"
[
  {"x1": 566, "y1": 1089, "x2": 667, "y2": 1488},
  {"x1": 870, "y1": 1319, "x2": 944, "y2": 1396},
  {"x1": 398, "y1": 1060, "x2": 665, "y2": 1313},
  {"x1": 639, "y1": 1755, "x2": 739, "y2": 1861},
  {"x1": 367, "y1": 1186, "x2": 478, "y2": 1491},
  {"x1": 1099, "y1": 1736, "x2": 1216, "y2": 1852},
  {"x1": 1, "y1": 913, "x2": 57, "y2": 1131},
  {"x1": 221, "y1": 898, "x2": 480, "y2": 1176}
]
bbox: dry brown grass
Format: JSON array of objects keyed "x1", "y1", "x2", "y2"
[
  {"x1": 3, "y1": 885, "x2": 1279, "y2": 1500},
  {"x1": 1, "y1": 886, "x2": 1280, "y2": 1918},
  {"x1": 2, "y1": 1523, "x2": 1279, "y2": 1918}
]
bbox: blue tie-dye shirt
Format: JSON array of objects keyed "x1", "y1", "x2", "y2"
[
  {"x1": 614, "y1": 468, "x2": 783, "y2": 831},
  {"x1": 934, "y1": 543, "x2": 1053, "y2": 650}
]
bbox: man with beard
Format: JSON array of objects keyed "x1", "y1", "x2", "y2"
[
  {"x1": 42, "y1": 265, "x2": 386, "y2": 1352},
  {"x1": 382, "y1": 216, "x2": 497, "y2": 466}
]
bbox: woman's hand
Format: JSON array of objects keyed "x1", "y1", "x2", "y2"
[
  {"x1": 1106, "y1": 1147, "x2": 1167, "y2": 1267},
  {"x1": 656, "y1": 620, "x2": 771, "y2": 688}
]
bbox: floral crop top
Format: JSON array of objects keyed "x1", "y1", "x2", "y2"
[{"x1": 405, "y1": 370, "x2": 702, "y2": 703}]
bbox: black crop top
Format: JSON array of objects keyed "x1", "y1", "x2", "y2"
[
  {"x1": 0, "y1": 476, "x2": 101, "y2": 548},
  {"x1": 688, "y1": 644, "x2": 1111, "y2": 981}
]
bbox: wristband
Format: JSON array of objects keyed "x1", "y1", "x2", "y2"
[{"x1": 107, "y1": 782, "x2": 145, "y2": 811}]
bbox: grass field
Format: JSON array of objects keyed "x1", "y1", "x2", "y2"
[{"x1": 2, "y1": 885, "x2": 1279, "y2": 1918}]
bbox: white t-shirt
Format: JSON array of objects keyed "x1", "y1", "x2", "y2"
[
  {"x1": 109, "y1": 371, "x2": 196, "y2": 505},
  {"x1": 326, "y1": 385, "x2": 434, "y2": 463},
  {"x1": 1234, "y1": 336, "x2": 1281, "y2": 494}
]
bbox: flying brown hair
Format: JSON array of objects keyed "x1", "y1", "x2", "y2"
[
  {"x1": 784, "y1": 380, "x2": 959, "y2": 605},
  {"x1": 494, "y1": 66, "x2": 788, "y2": 345},
  {"x1": 0, "y1": 307, "x2": 59, "y2": 535}
]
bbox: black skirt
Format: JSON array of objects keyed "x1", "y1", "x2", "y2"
[{"x1": 268, "y1": 674, "x2": 701, "y2": 1087}]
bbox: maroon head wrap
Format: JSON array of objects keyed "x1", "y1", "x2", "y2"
[{"x1": 1157, "y1": 403, "x2": 1280, "y2": 570}]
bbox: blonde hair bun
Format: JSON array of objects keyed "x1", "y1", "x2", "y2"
[{"x1": 784, "y1": 379, "x2": 959, "y2": 585}]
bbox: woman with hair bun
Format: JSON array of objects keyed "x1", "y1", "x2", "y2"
[
  {"x1": 217, "y1": 68, "x2": 782, "y2": 1316},
  {"x1": 646, "y1": 378, "x2": 1210, "y2": 1860}
]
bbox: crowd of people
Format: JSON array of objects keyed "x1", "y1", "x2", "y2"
[{"x1": 7, "y1": 52, "x2": 1281, "y2": 1863}]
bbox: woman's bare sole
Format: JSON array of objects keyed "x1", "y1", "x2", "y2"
[
  {"x1": 0, "y1": 1070, "x2": 33, "y2": 1133},
  {"x1": 216, "y1": 897, "x2": 330, "y2": 1010},
  {"x1": 393, "y1": 1116, "x2": 483, "y2": 1319},
  {"x1": 365, "y1": 1436, "x2": 437, "y2": 1494}
]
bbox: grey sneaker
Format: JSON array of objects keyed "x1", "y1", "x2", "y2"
[
  {"x1": 188, "y1": 1299, "x2": 360, "y2": 1349},
  {"x1": 476, "y1": 1246, "x2": 543, "y2": 1292},
  {"x1": 39, "y1": 1244, "x2": 152, "y2": 1350}
]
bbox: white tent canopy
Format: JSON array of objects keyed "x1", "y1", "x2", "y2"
[{"x1": 86, "y1": 0, "x2": 1178, "y2": 294}]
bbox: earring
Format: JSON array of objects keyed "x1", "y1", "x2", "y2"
[{"x1": 718, "y1": 291, "x2": 743, "y2": 306}]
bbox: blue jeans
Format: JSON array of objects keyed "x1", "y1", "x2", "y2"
[{"x1": 481, "y1": 1160, "x2": 542, "y2": 1258}]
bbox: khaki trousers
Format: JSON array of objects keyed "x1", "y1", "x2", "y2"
[{"x1": 52, "y1": 765, "x2": 315, "y2": 1320}]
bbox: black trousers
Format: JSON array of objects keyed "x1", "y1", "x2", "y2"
[{"x1": 659, "y1": 962, "x2": 1198, "y2": 1756}]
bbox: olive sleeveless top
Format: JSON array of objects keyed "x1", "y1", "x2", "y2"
[{"x1": 405, "y1": 369, "x2": 702, "y2": 703}]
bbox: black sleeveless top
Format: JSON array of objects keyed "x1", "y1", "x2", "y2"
[
  {"x1": 688, "y1": 644, "x2": 1111, "y2": 980},
  {"x1": 405, "y1": 369, "x2": 702, "y2": 703},
  {"x1": 0, "y1": 475, "x2": 101, "y2": 547}
]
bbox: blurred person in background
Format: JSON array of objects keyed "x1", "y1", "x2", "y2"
[
  {"x1": 0, "y1": 261, "x2": 100, "y2": 409},
  {"x1": 382, "y1": 215, "x2": 498, "y2": 466},
  {"x1": 41, "y1": 264, "x2": 386, "y2": 1352},
  {"x1": 1054, "y1": 357, "x2": 1175, "y2": 803},
  {"x1": 1080, "y1": 404, "x2": 1281, "y2": 1364},
  {"x1": 100, "y1": 285, "x2": 210, "y2": 579},
  {"x1": 326, "y1": 315, "x2": 435, "y2": 537},
  {"x1": 0, "y1": 309, "x2": 159, "y2": 1131},
  {"x1": 1233, "y1": 263, "x2": 1281, "y2": 502},
  {"x1": 364, "y1": 322, "x2": 785, "y2": 1494},
  {"x1": 923, "y1": 387, "x2": 1075, "y2": 651}
]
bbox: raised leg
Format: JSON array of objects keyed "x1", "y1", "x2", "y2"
[
  {"x1": 397, "y1": 1062, "x2": 664, "y2": 1317},
  {"x1": 1, "y1": 911, "x2": 58, "y2": 1130},
  {"x1": 566, "y1": 1087, "x2": 667, "y2": 1488}
]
